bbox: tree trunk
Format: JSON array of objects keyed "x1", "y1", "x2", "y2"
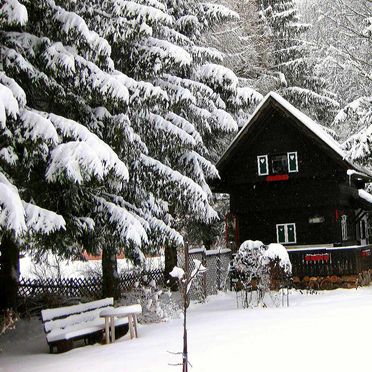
[
  {"x1": 0, "y1": 233, "x2": 19, "y2": 312},
  {"x1": 164, "y1": 243, "x2": 178, "y2": 291},
  {"x1": 102, "y1": 246, "x2": 120, "y2": 300}
]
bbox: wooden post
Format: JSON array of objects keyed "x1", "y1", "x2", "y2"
[
  {"x1": 128, "y1": 314, "x2": 135, "y2": 339},
  {"x1": 110, "y1": 315, "x2": 115, "y2": 342},
  {"x1": 105, "y1": 317, "x2": 110, "y2": 344},
  {"x1": 183, "y1": 245, "x2": 189, "y2": 372}
]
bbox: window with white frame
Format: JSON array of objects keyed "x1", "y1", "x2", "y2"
[
  {"x1": 257, "y1": 152, "x2": 298, "y2": 176},
  {"x1": 276, "y1": 223, "x2": 296, "y2": 244}
]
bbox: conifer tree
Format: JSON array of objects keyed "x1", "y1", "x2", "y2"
[
  {"x1": 0, "y1": 0, "x2": 261, "y2": 302},
  {"x1": 254, "y1": 0, "x2": 339, "y2": 125}
]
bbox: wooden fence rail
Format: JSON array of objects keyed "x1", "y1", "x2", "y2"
[{"x1": 18, "y1": 269, "x2": 165, "y2": 300}]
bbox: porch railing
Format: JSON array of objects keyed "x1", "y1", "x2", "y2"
[{"x1": 288, "y1": 245, "x2": 372, "y2": 278}]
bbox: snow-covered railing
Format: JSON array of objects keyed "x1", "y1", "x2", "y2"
[
  {"x1": 288, "y1": 244, "x2": 372, "y2": 278},
  {"x1": 177, "y1": 247, "x2": 232, "y2": 300}
]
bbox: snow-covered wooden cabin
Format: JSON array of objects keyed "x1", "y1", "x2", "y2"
[{"x1": 213, "y1": 92, "x2": 372, "y2": 250}]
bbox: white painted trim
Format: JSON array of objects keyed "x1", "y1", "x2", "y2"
[
  {"x1": 257, "y1": 155, "x2": 269, "y2": 176},
  {"x1": 287, "y1": 151, "x2": 298, "y2": 173},
  {"x1": 276, "y1": 223, "x2": 297, "y2": 244},
  {"x1": 276, "y1": 224, "x2": 285, "y2": 244}
]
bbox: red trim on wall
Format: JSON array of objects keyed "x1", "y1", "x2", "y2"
[
  {"x1": 361, "y1": 249, "x2": 371, "y2": 257},
  {"x1": 234, "y1": 215, "x2": 239, "y2": 246},
  {"x1": 305, "y1": 253, "x2": 330, "y2": 262},
  {"x1": 266, "y1": 174, "x2": 289, "y2": 182}
]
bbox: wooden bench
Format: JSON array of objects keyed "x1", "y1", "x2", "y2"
[{"x1": 41, "y1": 298, "x2": 130, "y2": 353}]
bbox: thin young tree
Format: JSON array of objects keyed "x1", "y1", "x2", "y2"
[{"x1": 169, "y1": 254, "x2": 207, "y2": 371}]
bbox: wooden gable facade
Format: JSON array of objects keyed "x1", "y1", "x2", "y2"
[{"x1": 214, "y1": 92, "x2": 372, "y2": 250}]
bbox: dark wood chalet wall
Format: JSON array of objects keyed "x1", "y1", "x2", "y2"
[
  {"x1": 218, "y1": 107, "x2": 359, "y2": 246},
  {"x1": 220, "y1": 111, "x2": 348, "y2": 186}
]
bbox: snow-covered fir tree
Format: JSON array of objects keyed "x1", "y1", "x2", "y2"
[
  {"x1": 298, "y1": 0, "x2": 372, "y2": 170},
  {"x1": 253, "y1": 0, "x2": 339, "y2": 125},
  {"x1": 54, "y1": 0, "x2": 261, "y2": 285},
  {"x1": 0, "y1": 0, "x2": 262, "y2": 304},
  {"x1": 298, "y1": 0, "x2": 372, "y2": 141},
  {"x1": 0, "y1": 0, "x2": 137, "y2": 306}
]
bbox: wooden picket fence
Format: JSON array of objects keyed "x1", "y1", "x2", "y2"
[{"x1": 18, "y1": 269, "x2": 164, "y2": 301}]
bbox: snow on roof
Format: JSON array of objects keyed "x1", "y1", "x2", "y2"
[
  {"x1": 218, "y1": 92, "x2": 371, "y2": 177},
  {"x1": 359, "y1": 189, "x2": 372, "y2": 205}
]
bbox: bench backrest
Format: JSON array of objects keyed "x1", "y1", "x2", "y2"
[{"x1": 41, "y1": 298, "x2": 114, "y2": 334}]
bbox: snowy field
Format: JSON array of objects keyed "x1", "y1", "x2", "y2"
[{"x1": 2, "y1": 287, "x2": 372, "y2": 372}]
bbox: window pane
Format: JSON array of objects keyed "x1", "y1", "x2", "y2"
[
  {"x1": 288, "y1": 152, "x2": 298, "y2": 172},
  {"x1": 277, "y1": 225, "x2": 285, "y2": 243},
  {"x1": 271, "y1": 154, "x2": 288, "y2": 174},
  {"x1": 287, "y1": 224, "x2": 296, "y2": 243}
]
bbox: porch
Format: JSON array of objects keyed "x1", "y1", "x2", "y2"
[{"x1": 288, "y1": 244, "x2": 372, "y2": 289}]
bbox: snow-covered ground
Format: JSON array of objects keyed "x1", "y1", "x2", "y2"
[
  {"x1": 1, "y1": 287, "x2": 372, "y2": 372},
  {"x1": 19, "y1": 254, "x2": 164, "y2": 279}
]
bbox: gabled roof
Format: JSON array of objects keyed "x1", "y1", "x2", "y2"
[{"x1": 217, "y1": 92, "x2": 372, "y2": 179}]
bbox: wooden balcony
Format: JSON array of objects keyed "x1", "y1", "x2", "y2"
[{"x1": 288, "y1": 245, "x2": 372, "y2": 288}]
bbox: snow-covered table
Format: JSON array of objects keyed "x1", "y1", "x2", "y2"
[{"x1": 100, "y1": 304, "x2": 142, "y2": 344}]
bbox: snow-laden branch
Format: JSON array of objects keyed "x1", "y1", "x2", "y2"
[
  {"x1": 0, "y1": 172, "x2": 26, "y2": 235},
  {"x1": 45, "y1": 113, "x2": 129, "y2": 182},
  {"x1": 0, "y1": 83, "x2": 20, "y2": 129},
  {"x1": 22, "y1": 201, "x2": 66, "y2": 234},
  {"x1": 95, "y1": 196, "x2": 148, "y2": 246},
  {"x1": 1, "y1": 0, "x2": 28, "y2": 27},
  {"x1": 140, "y1": 154, "x2": 218, "y2": 222}
]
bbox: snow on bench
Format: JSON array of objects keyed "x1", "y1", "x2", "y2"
[{"x1": 41, "y1": 298, "x2": 129, "y2": 353}]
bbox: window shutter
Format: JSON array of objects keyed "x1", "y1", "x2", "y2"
[
  {"x1": 257, "y1": 155, "x2": 268, "y2": 176},
  {"x1": 287, "y1": 152, "x2": 298, "y2": 173},
  {"x1": 277, "y1": 225, "x2": 286, "y2": 243},
  {"x1": 287, "y1": 224, "x2": 296, "y2": 243}
]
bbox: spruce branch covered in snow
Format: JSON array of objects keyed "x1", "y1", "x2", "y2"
[{"x1": 0, "y1": 0, "x2": 261, "y2": 303}]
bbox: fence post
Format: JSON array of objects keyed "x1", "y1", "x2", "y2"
[
  {"x1": 216, "y1": 250, "x2": 221, "y2": 291},
  {"x1": 202, "y1": 250, "x2": 207, "y2": 299}
]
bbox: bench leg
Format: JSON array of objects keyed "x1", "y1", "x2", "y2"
[
  {"x1": 133, "y1": 314, "x2": 138, "y2": 338},
  {"x1": 56, "y1": 339, "x2": 73, "y2": 353},
  {"x1": 110, "y1": 316, "x2": 115, "y2": 343},
  {"x1": 105, "y1": 317, "x2": 110, "y2": 344},
  {"x1": 128, "y1": 314, "x2": 135, "y2": 339}
]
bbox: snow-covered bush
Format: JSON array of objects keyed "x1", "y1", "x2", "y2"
[
  {"x1": 230, "y1": 240, "x2": 292, "y2": 307},
  {"x1": 121, "y1": 275, "x2": 180, "y2": 323},
  {"x1": 0, "y1": 309, "x2": 18, "y2": 336}
]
